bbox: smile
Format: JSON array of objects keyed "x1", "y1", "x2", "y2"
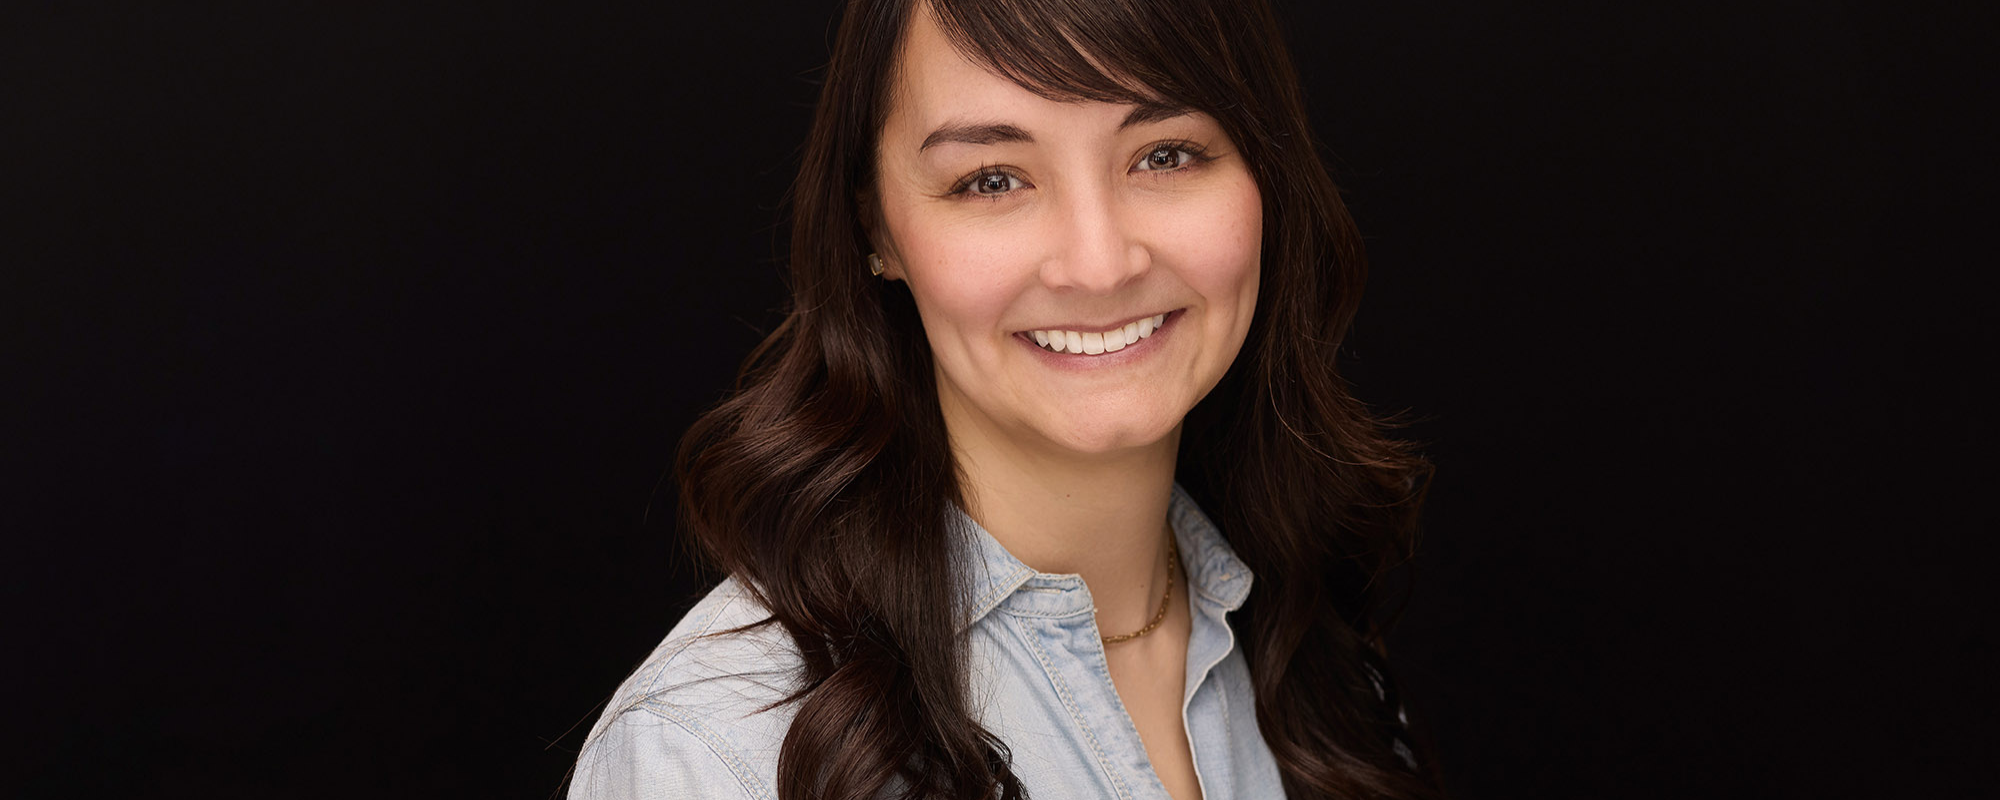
[{"x1": 1020, "y1": 310, "x2": 1180, "y2": 356}]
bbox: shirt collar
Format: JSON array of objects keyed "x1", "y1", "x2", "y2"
[{"x1": 954, "y1": 483, "x2": 1255, "y2": 631}]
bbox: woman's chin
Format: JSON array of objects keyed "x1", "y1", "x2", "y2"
[{"x1": 1037, "y1": 415, "x2": 1183, "y2": 459}]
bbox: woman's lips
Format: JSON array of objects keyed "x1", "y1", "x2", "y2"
[
  {"x1": 1020, "y1": 309, "x2": 1181, "y2": 355},
  {"x1": 1016, "y1": 309, "x2": 1183, "y2": 363}
]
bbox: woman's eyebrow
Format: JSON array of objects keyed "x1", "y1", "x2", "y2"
[
  {"x1": 1118, "y1": 101, "x2": 1192, "y2": 130},
  {"x1": 916, "y1": 103, "x2": 1193, "y2": 153},
  {"x1": 920, "y1": 121, "x2": 1032, "y2": 152}
]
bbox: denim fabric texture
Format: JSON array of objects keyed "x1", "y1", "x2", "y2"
[{"x1": 568, "y1": 485, "x2": 1286, "y2": 799}]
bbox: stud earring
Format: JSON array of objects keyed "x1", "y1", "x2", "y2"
[{"x1": 867, "y1": 253, "x2": 885, "y2": 276}]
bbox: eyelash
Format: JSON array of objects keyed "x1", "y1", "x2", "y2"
[{"x1": 945, "y1": 140, "x2": 1217, "y2": 201}]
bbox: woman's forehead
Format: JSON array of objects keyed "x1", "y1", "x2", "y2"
[
  {"x1": 885, "y1": 4, "x2": 1177, "y2": 148},
  {"x1": 890, "y1": 5, "x2": 1037, "y2": 124}
]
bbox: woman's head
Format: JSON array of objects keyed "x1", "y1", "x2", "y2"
[
  {"x1": 873, "y1": 5, "x2": 1262, "y2": 457},
  {"x1": 790, "y1": 0, "x2": 1369, "y2": 460}
]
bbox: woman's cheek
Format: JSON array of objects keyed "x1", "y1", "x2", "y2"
[
  {"x1": 930, "y1": 225, "x2": 1039, "y2": 317},
  {"x1": 1177, "y1": 186, "x2": 1262, "y2": 297},
  {"x1": 903, "y1": 235, "x2": 1026, "y2": 360}
]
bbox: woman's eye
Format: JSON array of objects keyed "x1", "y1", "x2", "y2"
[
  {"x1": 1135, "y1": 146, "x2": 1195, "y2": 172},
  {"x1": 966, "y1": 171, "x2": 1023, "y2": 196}
]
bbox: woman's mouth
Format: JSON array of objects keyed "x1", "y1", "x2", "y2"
[{"x1": 1017, "y1": 309, "x2": 1182, "y2": 356}]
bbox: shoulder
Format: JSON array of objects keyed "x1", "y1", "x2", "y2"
[{"x1": 569, "y1": 577, "x2": 806, "y2": 800}]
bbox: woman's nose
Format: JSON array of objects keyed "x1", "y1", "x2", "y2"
[{"x1": 1039, "y1": 188, "x2": 1151, "y2": 293}]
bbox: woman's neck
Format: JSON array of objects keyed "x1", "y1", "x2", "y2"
[{"x1": 945, "y1": 406, "x2": 1182, "y2": 638}]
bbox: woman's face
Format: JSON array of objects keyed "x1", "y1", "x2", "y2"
[{"x1": 872, "y1": 8, "x2": 1262, "y2": 458}]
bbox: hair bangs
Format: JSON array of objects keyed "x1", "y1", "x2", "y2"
[{"x1": 925, "y1": 0, "x2": 1236, "y2": 112}]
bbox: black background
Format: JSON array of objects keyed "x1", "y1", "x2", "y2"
[{"x1": 8, "y1": 1, "x2": 1992, "y2": 797}]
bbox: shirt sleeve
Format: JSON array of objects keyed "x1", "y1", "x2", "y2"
[{"x1": 567, "y1": 705, "x2": 763, "y2": 800}]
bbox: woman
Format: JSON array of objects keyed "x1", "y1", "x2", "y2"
[{"x1": 570, "y1": 0, "x2": 1438, "y2": 798}]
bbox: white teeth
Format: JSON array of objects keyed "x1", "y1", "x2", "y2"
[{"x1": 1031, "y1": 311, "x2": 1171, "y2": 355}]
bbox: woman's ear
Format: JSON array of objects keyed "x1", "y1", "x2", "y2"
[
  {"x1": 872, "y1": 249, "x2": 905, "y2": 282},
  {"x1": 856, "y1": 188, "x2": 905, "y2": 282}
]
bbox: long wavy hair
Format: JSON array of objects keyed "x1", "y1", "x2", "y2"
[{"x1": 676, "y1": 0, "x2": 1440, "y2": 797}]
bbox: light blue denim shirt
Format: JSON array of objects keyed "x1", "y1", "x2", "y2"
[{"x1": 568, "y1": 485, "x2": 1285, "y2": 799}]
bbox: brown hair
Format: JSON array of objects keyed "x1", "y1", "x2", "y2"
[{"x1": 676, "y1": 0, "x2": 1440, "y2": 797}]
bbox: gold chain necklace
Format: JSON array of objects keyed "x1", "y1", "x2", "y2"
[{"x1": 1100, "y1": 536, "x2": 1178, "y2": 645}]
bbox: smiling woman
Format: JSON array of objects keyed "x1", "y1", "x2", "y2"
[
  {"x1": 875, "y1": 19, "x2": 1261, "y2": 463},
  {"x1": 567, "y1": 1, "x2": 1439, "y2": 799}
]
